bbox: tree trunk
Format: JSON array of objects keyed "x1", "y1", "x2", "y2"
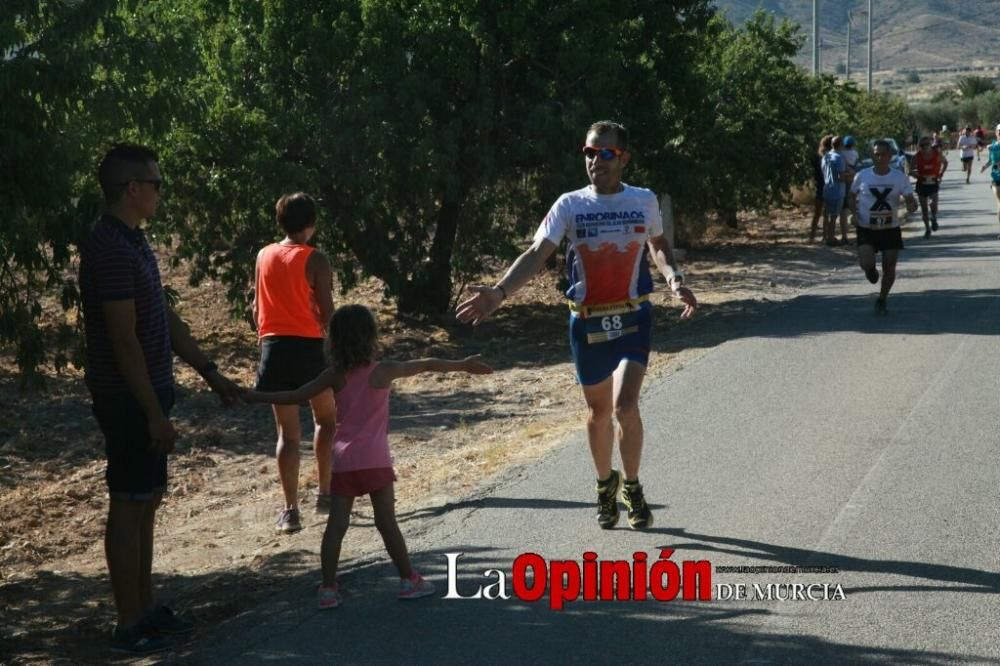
[{"x1": 397, "y1": 200, "x2": 460, "y2": 315}]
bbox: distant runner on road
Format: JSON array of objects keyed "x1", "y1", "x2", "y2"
[
  {"x1": 957, "y1": 127, "x2": 978, "y2": 184},
  {"x1": 456, "y1": 120, "x2": 696, "y2": 531},
  {"x1": 979, "y1": 124, "x2": 1000, "y2": 236},
  {"x1": 839, "y1": 136, "x2": 861, "y2": 244},
  {"x1": 849, "y1": 139, "x2": 918, "y2": 315},
  {"x1": 821, "y1": 136, "x2": 852, "y2": 246},
  {"x1": 910, "y1": 137, "x2": 948, "y2": 238}
]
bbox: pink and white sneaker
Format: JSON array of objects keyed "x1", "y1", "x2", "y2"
[
  {"x1": 317, "y1": 583, "x2": 342, "y2": 610},
  {"x1": 398, "y1": 572, "x2": 435, "y2": 600}
]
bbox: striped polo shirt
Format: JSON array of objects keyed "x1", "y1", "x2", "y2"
[{"x1": 80, "y1": 213, "x2": 173, "y2": 395}]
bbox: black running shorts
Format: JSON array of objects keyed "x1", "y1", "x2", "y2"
[
  {"x1": 255, "y1": 336, "x2": 327, "y2": 392},
  {"x1": 856, "y1": 226, "x2": 903, "y2": 253}
]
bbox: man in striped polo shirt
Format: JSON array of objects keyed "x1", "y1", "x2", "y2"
[{"x1": 80, "y1": 144, "x2": 242, "y2": 654}]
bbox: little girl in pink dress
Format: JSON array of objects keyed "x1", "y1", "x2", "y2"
[{"x1": 246, "y1": 304, "x2": 492, "y2": 608}]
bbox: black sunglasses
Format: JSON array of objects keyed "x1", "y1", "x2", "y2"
[{"x1": 120, "y1": 178, "x2": 164, "y2": 192}]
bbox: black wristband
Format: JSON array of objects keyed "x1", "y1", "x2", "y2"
[
  {"x1": 495, "y1": 284, "x2": 508, "y2": 300},
  {"x1": 196, "y1": 361, "x2": 218, "y2": 378}
]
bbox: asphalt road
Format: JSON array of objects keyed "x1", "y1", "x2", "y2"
[{"x1": 192, "y1": 163, "x2": 1000, "y2": 665}]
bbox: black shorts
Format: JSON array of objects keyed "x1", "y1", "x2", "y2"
[
  {"x1": 915, "y1": 182, "x2": 939, "y2": 198},
  {"x1": 961, "y1": 156, "x2": 974, "y2": 163},
  {"x1": 856, "y1": 226, "x2": 903, "y2": 253},
  {"x1": 92, "y1": 386, "x2": 175, "y2": 501},
  {"x1": 256, "y1": 336, "x2": 327, "y2": 392}
]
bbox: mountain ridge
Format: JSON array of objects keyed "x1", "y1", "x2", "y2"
[{"x1": 714, "y1": 1, "x2": 999, "y2": 72}]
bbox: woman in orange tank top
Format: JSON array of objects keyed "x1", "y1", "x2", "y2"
[{"x1": 252, "y1": 192, "x2": 336, "y2": 534}]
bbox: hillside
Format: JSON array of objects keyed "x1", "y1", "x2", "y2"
[{"x1": 715, "y1": 0, "x2": 1000, "y2": 74}]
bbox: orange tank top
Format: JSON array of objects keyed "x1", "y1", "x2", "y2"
[
  {"x1": 256, "y1": 243, "x2": 324, "y2": 339},
  {"x1": 915, "y1": 151, "x2": 941, "y2": 179}
]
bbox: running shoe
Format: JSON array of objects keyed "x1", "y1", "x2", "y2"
[
  {"x1": 111, "y1": 624, "x2": 173, "y2": 655},
  {"x1": 275, "y1": 508, "x2": 302, "y2": 534},
  {"x1": 595, "y1": 469, "x2": 622, "y2": 529},
  {"x1": 144, "y1": 605, "x2": 194, "y2": 635},
  {"x1": 317, "y1": 583, "x2": 342, "y2": 609},
  {"x1": 865, "y1": 267, "x2": 879, "y2": 284},
  {"x1": 931, "y1": 217, "x2": 938, "y2": 231},
  {"x1": 621, "y1": 480, "x2": 654, "y2": 530},
  {"x1": 923, "y1": 230, "x2": 931, "y2": 239},
  {"x1": 875, "y1": 298, "x2": 887, "y2": 315},
  {"x1": 399, "y1": 572, "x2": 435, "y2": 600}
]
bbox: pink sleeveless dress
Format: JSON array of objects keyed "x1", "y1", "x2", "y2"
[{"x1": 329, "y1": 363, "x2": 396, "y2": 496}]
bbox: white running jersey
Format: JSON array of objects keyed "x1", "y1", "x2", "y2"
[
  {"x1": 958, "y1": 135, "x2": 978, "y2": 159},
  {"x1": 851, "y1": 167, "x2": 913, "y2": 229},
  {"x1": 534, "y1": 184, "x2": 663, "y2": 305}
]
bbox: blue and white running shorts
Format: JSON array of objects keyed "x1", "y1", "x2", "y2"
[{"x1": 568, "y1": 303, "x2": 652, "y2": 385}]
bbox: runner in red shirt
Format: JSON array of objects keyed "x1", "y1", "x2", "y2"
[{"x1": 909, "y1": 138, "x2": 948, "y2": 238}]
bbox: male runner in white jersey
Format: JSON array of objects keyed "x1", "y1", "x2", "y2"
[
  {"x1": 456, "y1": 121, "x2": 696, "y2": 530},
  {"x1": 956, "y1": 126, "x2": 978, "y2": 184},
  {"x1": 849, "y1": 139, "x2": 918, "y2": 315}
]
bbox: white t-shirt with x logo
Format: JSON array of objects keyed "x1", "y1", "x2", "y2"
[{"x1": 851, "y1": 167, "x2": 913, "y2": 229}]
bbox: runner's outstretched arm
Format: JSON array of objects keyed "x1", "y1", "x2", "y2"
[{"x1": 456, "y1": 238, "x2": 558, "y2": 326}]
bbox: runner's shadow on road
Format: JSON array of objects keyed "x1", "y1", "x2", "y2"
[
  {"x1": 653, "y1": 287, "x2": 1000, "y2": 355},
  {"x1": 390, "y1": 496, "x2": 600, "y2": 524},
  {"x1": 657, "y1": 527, "x2": 1000, "y2": 594},
  {"x1": 906, "y1": 232, "x2": 1000, "y2": 258}
]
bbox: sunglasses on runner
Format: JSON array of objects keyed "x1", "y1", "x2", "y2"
[
  {"x1": 582, "y1": 146, "x2": 624, "y2": 161},
  {"x1": 119, "y1": 178, "x2": 164, "y2": 192}
]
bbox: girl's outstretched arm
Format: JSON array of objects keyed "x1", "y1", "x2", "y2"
[
  {"x1": 369, "y1": 355, "x2": 493, "y2": 389},
  {"x1": 243, "y1": 367, "x2": 343, "y2": 404}
]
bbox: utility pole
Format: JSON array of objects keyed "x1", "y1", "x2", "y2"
[
  {"x1": 867, "y1": 0, "x2": 873, "y2": 92},
  {"x1": 812, "y1": 0, "x2": 819, "y2": 75},
  {"x1": 846, "y1": 10, "x2": 851, "y2": 80}
]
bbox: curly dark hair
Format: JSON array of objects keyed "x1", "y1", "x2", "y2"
[{"x1": 326, "y1": 304, "x2": 378, "y2": 372}]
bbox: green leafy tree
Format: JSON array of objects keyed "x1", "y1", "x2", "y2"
[
  {"x1": 678, "y1": 11, "x2": 814, "y2": 226},
  {"x1": 850, "y1": 90, "x2": 912, "y2": 143},
  {"x1": 0, "y1": 1, "x2": 195, "y2": 385},
  {"x1": 911, "y1": 101, "x2": 958, "y2": 136},
  {"x1": 158, "y1": 0, "x2": 716, "y2": 315},
  {"x1": 974, "y1": 91, "x2": 1000, "y2": 132},
  {"x1": 957, "y1": 76, "x2": 996, "y2": 100}
]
